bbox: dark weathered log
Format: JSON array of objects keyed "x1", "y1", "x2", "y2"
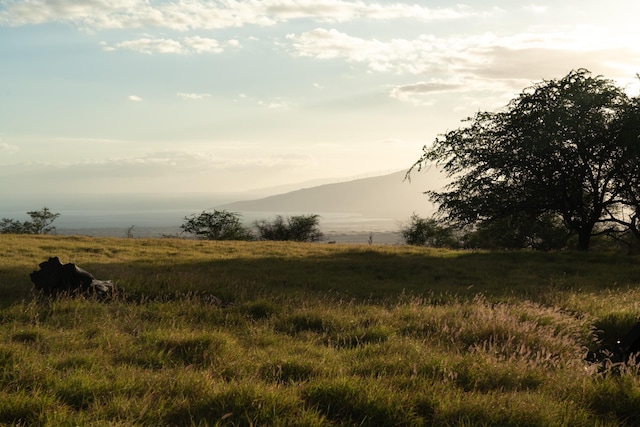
[{"x1": 30, "y1": 257, "x2": 114, "y2": 298}]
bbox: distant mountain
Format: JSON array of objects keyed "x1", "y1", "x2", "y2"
[{"x1": 216, "y1": 167, "x2": 448, "y2": 219}]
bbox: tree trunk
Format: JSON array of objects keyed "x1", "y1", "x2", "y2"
[{"x1": 576, "y1": 229, "x2": 591, "y2": 251}]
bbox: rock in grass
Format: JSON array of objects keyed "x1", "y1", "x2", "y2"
[{"x1": 29, "y1": 257, "x2": 114, "y2": 299}]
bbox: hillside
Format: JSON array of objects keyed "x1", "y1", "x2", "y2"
[{"x1": 217, "y1": 167, "x2": 447, "y2": 219}]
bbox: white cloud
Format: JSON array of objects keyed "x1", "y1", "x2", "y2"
[
  {"x1": 286, "y1": 26, "x2": 640, "y2": 104},
  {"x1": 103, "y1": 36, "x2": 225, "y2": 54},
  {"x1": 287, "y1": 28, "x2": 477, "y2": 75},
  {"x1": 182, "y1": 36, "x2": 223, "y2": 54},
  {"x1": 523, "y1": 4, "x2": 548, "y2": 14},
  {"x1": 258, "y1": 98, "x2": 290, "y2": 109},
  {"x1": 112, "y1": 38, "x2": 182, "y2": 54},
  {"x1": 128, "y1": 95, "x2": 143, "y2": 101},
  {"x1": 177, "y1": 92, "x2": 211, "y2": 100},
  {"x1": 0, "y1": 0, "x2": 475, "y2": 31}
]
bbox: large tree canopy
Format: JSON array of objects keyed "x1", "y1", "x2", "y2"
[{"x1": 409, "y1": 69, "x2": 640, "y2": 251}]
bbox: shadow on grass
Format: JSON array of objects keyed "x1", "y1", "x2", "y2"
[{"x1": 2, "y1": 247, "x2": 640, "y2": 308}]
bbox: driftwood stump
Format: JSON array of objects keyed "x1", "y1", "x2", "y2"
[{"x1": 30, "y1": 257, "x2": 114, "y2": 298}]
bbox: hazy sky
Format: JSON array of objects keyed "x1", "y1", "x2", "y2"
[{"x1": 1, "y1": 1, "x2": 640, "y2": 194}]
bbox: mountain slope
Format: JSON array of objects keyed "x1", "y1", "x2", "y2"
[{"x1": 217, "y1": 167, "x2": 447, "y2": 219}]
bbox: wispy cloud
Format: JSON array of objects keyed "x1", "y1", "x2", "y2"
[
  {"x1": 177, "y1": 92, "x2": 211, "y2": 100},
  {"x1": 258, "y1": 98, "x2": 290, "y2": 109},
  {"x1": 102, "y1": 36, "x2": 229, "y2": 54},
  {"x1": 0, "y1": 149, "x2": 316, "y2": 193},
  {"x1": 0, "y1": 0, "x2": 474, "y2": 31},
  {"x1": 286, "y1": 28, "x2": 479, "y2": 74},
  {"x1": 0, "y1": 141, "x2": 18, "y2": 153},
  {"x1": 523, "y1": 4, "x2": 548, "y2": 14},
  {"x1": 390, "y1": 81, "x2": 465, "y2": 106},
  {"x1": 128, "y1": 95, "x2": 143, "y2": 102},
  {"x1": 52, "y1": 137, "x2": 123, "y2": 143}
]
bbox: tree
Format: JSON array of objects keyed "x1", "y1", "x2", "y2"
[
  {"x1": 25, "y1": 207, "x2": 60, "y2": 234},
  {"x1": 254, "y1": 214, "x2": 323, "y2": 242},
  {"x1": 0, "y1": 218, "x2": 27, "y2": 234},
  {"x1": 400, "y1": 213, "x2": 458, "y2": 248},
  {"x1": 462, "y1": 213, "x2": 572, "y2": 251},
  {"x1": 0, "y1": 207, "x2": 60, "y2": 234},
  {"x1": 605, "y1": 90, "x2": 640, "y2": 243},
  {"x1": 180, "y1": 210, "x2": 254, "y2": 240},
  {"x1": 408, "y1": 69, "x2": 639, "y2": 251}
]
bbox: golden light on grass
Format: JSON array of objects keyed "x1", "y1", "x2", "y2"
[{"x1": 1, "y1": 235, "x2": 640, "y2": 425}]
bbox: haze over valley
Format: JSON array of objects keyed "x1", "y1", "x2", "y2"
[{"x1": 0, "y1": 168, "x2": 446, "y2": 242}]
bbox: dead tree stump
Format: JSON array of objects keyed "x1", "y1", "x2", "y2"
[{"x1": 30, "y1": 257, "x2": 114, "y2": 298}]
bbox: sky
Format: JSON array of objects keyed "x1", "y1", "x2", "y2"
[{"x1": 1, "y1": 0, "x2": 640, "y2": 195}]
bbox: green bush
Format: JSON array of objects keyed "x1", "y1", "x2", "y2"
[
  {"x1": 254, "y1": 214, "x2": 323, "y2": 242},
  {"x1": 400, "y1": 213, "x2": 458, "y2": 247}
]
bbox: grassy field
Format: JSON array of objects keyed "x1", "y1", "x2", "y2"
[{"x1": 2, "y1": 235, "x2": 640, "y2": 426}]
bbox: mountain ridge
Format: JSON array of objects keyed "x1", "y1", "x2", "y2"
[{"x1": 216, "y1": 168, "x2": 447, "y2": 219}]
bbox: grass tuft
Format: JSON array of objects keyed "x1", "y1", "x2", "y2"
[{"x1": 259, "y1": 360, "x2": 317, "y2": 384}]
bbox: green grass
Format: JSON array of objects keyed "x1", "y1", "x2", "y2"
[{"x1": 2, "y1": 235, "x2": 640, "y2": 425}]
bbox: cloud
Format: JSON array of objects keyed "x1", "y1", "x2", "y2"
[
  {"x1": 523, "y1": 4, "x2": 548, "y2": 14},
  {"x1": 0, "y1": 150, "x2": 316, "y2": 193},
  {"x1": 183, "y1": 36, "x2": 223, "y2": 53},
  {"x1": 128, "y1": 95, "x2": 143, "y2": 101},
  {"x1": 177, "y1": 92, "x2": 211, "y2": 100},
  {"x1": 390, "y1": 81, "x2": 466, "y2": 106},
  {"x1": 52, "y1": 137, "x2": 122, "y2": 142},
  {"x1": 391, "y1": 81, "x2": 464, "y2": 95},
  {"x1": 257, "y1": 98, "x2": 290, "y2": 109},
  {"x1": 103, "y1": 36, "x2": 227, "y2": 54},
  {"x1": 110, "y1": 38, "x2": 182, "y2": 54},
  {"x1": 0, "y1": 0, "x2": 474, "y2": 31},
  {"x1": 286, "y1": 28, "x2": 473, "y2": 74},
  {"x1": 286, "y1": 26, "x2": 640, "y2": 104},
  {"x1": 0, "y1": 141, "x2": 19, "y2": 153},
  {"x1": 261, "y1": 1, "x2": 472, "y2": 22}
]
